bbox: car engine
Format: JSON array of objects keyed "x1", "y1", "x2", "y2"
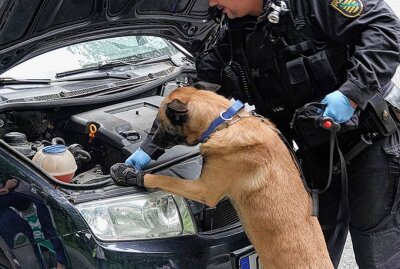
[
  {"x1": 0, "y1": 88, "x2": 240, "y2": 232},
  {"x1": 1, "y1": 95, "x2": 199, "y2": 183}
]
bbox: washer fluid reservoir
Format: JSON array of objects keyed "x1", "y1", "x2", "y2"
[{"x1": 32, "y1": 144, "x2": 77, "y2": 183}]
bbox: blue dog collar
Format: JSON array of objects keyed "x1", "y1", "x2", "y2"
[{"x1": 199, "y1": 100, "x2": 245, "y2": 143}]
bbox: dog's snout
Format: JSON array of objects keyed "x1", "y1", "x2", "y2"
[
  {"x1": 152, "y1": 124, "x2": 188, "y2": 149},
  {"x1": 152, "y1": 128, "x2": 168, "y2": 148},
  {"x1": 152, "y1": 128, "x2": 177, "y2": 149}
]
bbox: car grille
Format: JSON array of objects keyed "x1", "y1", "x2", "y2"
[
  {"x1": 163, "y1": 157, "x2": 241, "y2": 232},
  {"x1": 201, "y1": 199, "x2": 240, "y2": 232}
]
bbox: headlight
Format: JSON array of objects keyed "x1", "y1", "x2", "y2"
[{"x1": 75, "y1": 192, "x2": 196, "y2": 241}]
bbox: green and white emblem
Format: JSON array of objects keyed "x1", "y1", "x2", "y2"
[{"x1": 331, "y1": 0, "x2": 364, "y2": 18}]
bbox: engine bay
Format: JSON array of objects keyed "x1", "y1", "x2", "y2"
[
  {"x1": 0, "y1": 78, "x2": 240, "y2": 232},
  {"x1": 1, "y1": 94, "x2": 200, "y2": 183}
]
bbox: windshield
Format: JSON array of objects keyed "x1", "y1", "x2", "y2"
[{"x1": 0, "y1": 36, "x2": 180, "y2": 80}]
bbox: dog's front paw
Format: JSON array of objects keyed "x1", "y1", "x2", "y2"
[{"x1": 110, "y1": 163, "x2": 144, "y2": 187}]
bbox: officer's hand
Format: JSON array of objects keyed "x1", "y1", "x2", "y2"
[
  {"x1": 0, "y1": 188, "x2": 9, "y2": 195},
  {"x1": 110, "y1": 163, "x2": 145, "y2": 187},
  {"x1": 0, "y1": 179, "x2": 18, "y2": 195},
  {"x1": 124, "y1": 148, "x2": 151, "y2": 170},
  {"x1": 321, "y1": 90, "x2": 355, "y2": 123}
]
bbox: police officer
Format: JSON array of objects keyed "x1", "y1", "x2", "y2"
[{"x1": 114, "y1": 0, "x2": 400, "y2": 267}]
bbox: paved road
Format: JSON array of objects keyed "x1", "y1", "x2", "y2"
[{"x1": 338, "y1": 235, "x2": 357, "y2": 269}]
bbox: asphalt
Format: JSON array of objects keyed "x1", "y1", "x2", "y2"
[{"x1": 338, "y1": 234, "x2": 357, "y2": 269}]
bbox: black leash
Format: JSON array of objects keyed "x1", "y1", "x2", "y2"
[
  {"x1": 258, "y1": 107, "x2": 356, "y2": 218},
  {"x1": 278, "y1": 115, "x2": 348, "y2": 217}
]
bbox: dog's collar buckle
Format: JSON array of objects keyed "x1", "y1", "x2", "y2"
[
  {"x1": 199, "y1": 100, "x2": 245, "y2": 143},
  {"x1": 219, "y1": 111, "x2": 233, "y2": 121}
]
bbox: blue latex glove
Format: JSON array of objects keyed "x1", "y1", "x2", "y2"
[
  {"x1": 124, "y1": 148, "x2": 151, "y2": 170},
  {"x1": 321, "y1": 90, "x2": 355, "y2": 124}
]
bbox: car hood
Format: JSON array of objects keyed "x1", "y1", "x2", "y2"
[{"x1": 0, "y1": 0, "x2": 220, "y2": 74}]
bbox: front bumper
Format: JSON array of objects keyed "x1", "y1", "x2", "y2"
[{"x1": 92, "y1": 225, "x2": 251, "y2": 269}]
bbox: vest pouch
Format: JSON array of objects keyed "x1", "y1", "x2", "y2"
[
  {"x1": 306, "y1": 50, "x2": 338, "y2": 90},
  {"x1": 286, "y1": 57, "x2": 313, "y2": 96},
  {"x1": 291, "y1": 103, "x2": 332, "y2": 149},
  {"x1": 292, "y1": 101, "x2": 360, "y2": 149}
]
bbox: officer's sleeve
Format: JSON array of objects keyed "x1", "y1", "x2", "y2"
[
  {"x1": 140, "y1": 119, "x2": 165, "y2": 160},
  {"x1": 310, "y1": 0, "x2": 400, "y2": 109},
  {"x1": 195, "y1": 23, "x2": 230, "y2": 85},
  {"x1": 196, "y1": 47, "x2": 225, "y2": 84}
]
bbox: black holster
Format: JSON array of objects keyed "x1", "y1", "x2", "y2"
[{"x1": 361, "y1": 93, "x2": 398, "y2": 136}]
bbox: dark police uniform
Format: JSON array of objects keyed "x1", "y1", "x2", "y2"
[{"x1": 139, "y1": 0, "x2": 400, "y2": 267}]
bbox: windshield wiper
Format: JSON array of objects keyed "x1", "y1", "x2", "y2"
[
  {"x1": 56, "y1": 72, "x2": 131, "y2": 82},
  {"x1": 0, "y1": 77, "x2": 51, "y2": 86},
  {"x1": 56, "y1": 55, "x2": 171, "y2": 79}
]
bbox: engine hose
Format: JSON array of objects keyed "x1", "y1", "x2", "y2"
[
  {"x1": 41, "y1": 137, "x2": 65, "y2": 146},
  {"x1": 74, "y1": 149, "x2": 91, "y2": 162},
  {"x1": 47, "y1": 176, "x2": 113, "y2": 190},
  {"x1": 51, "y1": 137, "x2": 65, "y2": 145},
  {"x1": 40, "y1": 140, "x2": 52, "y2": 146},
  {"x1": 50, "y1": 153, "x2": 201, "y2": 190},
  {"x1": 67, "y1": 144, "x2": 92, "y2": 163},
  {"x1": 230, "y1": 61, "x2": 253, "y2": 103},
  {"x1": 50, "y1": 153, "x2": 200, "y2": 190}
]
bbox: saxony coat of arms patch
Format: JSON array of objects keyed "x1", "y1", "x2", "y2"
[{"x1": 330, "y1": 0, "x2": 364, "y2": 18}]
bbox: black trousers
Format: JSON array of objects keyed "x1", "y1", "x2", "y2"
[{"x1": 302, "y1": 129, "x2": 400, "y2": 268}]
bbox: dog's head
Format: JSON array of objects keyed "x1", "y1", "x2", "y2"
[{"x1": 152, "y1": 86, "x2": 231, "y2": 148}]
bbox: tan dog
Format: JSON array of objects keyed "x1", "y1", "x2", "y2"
[{"x1": 144, "y1": 86, "x2": 333, "y2": 269}]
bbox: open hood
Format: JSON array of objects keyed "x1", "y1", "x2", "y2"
[{"x1": 0, "y1": 0, "x2": 220, "y2": 74}]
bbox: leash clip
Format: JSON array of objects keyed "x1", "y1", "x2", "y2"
[{"x1": 319, "y1": 116, "x2": 341, "y2": 133}]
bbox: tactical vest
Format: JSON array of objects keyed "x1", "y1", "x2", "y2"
[{"x1": 219, "y1": 0, "x2": 349, "y2": 136}]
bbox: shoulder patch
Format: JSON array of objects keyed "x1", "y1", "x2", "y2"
[{"x1": 330, "y1": 0, "x2": 363, "y2": 18}]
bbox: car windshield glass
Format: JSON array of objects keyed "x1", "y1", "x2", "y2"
[{"x1": 0, "y1": 36, "x2": 179, "y2": 80}]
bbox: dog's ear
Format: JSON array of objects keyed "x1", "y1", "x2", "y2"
[{"x1": 166, "y1": 99, "x2": 188, "y2": 125}]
